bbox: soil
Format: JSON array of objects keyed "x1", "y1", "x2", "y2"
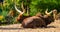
[{"x1": 0, "y1": 20, "x2": 60, "y2": 32}]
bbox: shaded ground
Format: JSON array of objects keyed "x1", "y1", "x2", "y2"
[{"x1": 0, "y1": 20, "x2": 60, "y2": 32}]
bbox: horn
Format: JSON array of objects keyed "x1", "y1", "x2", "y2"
[
  {"x1": 15, "y1": 5, "x2": 24, "y2": 14},
  {"x1": 14, "y1": 1, "x2": 25, "y2": 14},
  {"x1": 45, "y1": 9, "x2": 52, "y2": 15},
  {"x1": 21, "y1": 1, "x2": 26, "y2": 14}
]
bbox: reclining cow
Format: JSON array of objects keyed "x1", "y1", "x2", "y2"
[
  {"x1": 15, "y1": 4, "x2": 54, "y2": 28},
  {"x1": 15, "y1": 1, "x2": 55, "y2": 28}
]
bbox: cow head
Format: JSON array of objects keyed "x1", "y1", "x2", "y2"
[
  {"x1": 15, "y1": 1, "x2": 30, "y2": 22},
  {"x1": 44, "y1": 9, "x2": 54, "y2": 25}
]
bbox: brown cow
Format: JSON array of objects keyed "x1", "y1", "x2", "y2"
[
  {"x1": 15, "y1": 3, "x2": 46, "y2": 28},
  {"x1": 15, "y1": 4, "x2": 53, "y2": 28},
  {"x1": 21, "y1": 15, "x2": 46, "y2": 28},
  {"x1": 15, "y1": 1, "x2": 54, "y2": 28}
]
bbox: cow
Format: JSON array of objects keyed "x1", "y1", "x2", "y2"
[
  {"x1": 21, "y1": 9, "x2": 54, "y2": 28},
  {"x1": 15, "y1": 1, "x2": 55, "y2": 28},
  {"x1": 15, "y1": 4, "x2": 54, "y2": 28}
]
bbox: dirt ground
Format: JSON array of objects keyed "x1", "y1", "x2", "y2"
[{"x1": 0, "y1": 20, "x2": 60, "y2": 32}]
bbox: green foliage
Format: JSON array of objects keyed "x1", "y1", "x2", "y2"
[{"x1": 30, "y1": 0, "x2": 60, "y2": 15}]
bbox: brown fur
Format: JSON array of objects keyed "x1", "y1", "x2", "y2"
[
  {"x1": 21, "y1": 13, "x2": 47, "y2": 28},
  {"x1": 21, "y1": 16, "x2": 46, "y2": 28},
  {"x1": 21, "y1": 12, "x2": 54, "y2": 28},
  {"x1": 16, "y1": 15, "x2": 31, "y2": 23}
]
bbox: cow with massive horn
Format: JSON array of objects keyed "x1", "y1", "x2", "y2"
[
  {"x1": 15, "y1": 1, "x2": 31, "y2": 23},
  {"x1": 15, "y1": 2, "x2": 54, "y2": 28},
  {"x1": 15, "y1": 4, "x2": 54, "y2": 28}
]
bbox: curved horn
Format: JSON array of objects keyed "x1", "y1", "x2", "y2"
[
  {"x1": 15, "y1": 5, "x2": 24, "y2": 14},
  {"x1": 45, "y1": 9, "x2": 52, "y2": 15},
  {"x1": 14, "y1": 1, "x2": 25, "y2": 14}
]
